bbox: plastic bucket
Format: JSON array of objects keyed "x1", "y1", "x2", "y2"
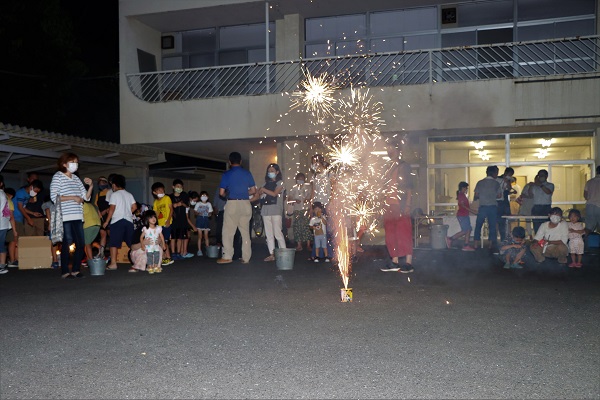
[
  {"x1": 430, "y1": 224, "x2": 449, "y2": 249},
  {"x1": 275, "y1": 248, "x2": 295, "y2": 270},
  {"x1": 206, "y1": 245, "x2": 221, "y2": 258},
  {"x1": 88, "y1": 258, "x2": 106, "y2": 276}
]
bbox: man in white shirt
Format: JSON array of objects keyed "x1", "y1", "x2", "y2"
[{"x1": 529, "y1": 207, "x2": 569, "y2": 264}]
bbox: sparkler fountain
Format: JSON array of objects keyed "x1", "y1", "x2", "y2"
[{"x1": 289, "y1": 70, "x2": 390, "y2": 302}]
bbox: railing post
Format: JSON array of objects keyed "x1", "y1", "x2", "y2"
[{"x1": 428, "y1": 50, "x2": 433, "y2": 96}]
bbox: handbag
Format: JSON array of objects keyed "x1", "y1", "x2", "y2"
[{"x1": 51, "y1": 196, "x2": 63, "y2": 245}]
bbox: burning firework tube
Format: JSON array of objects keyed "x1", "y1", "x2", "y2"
[{"x1": 340, "y1": 288, "x2": 353, "y2": 302}]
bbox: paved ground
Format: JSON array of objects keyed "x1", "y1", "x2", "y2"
[{"x1": 1, "y1": 241, "x2": 599, "y2": 399}]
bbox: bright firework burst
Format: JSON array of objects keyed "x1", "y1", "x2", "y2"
[
  {"x1": 335, "y1": 87, "x2": 385, "y2": 136},
  {"x1": 290, "y1": 71, "x2": 337, "y2": 121}
]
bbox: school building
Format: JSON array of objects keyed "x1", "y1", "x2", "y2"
[{"x1": 118, "y1": 0, "x2": 600, "y2": 215}]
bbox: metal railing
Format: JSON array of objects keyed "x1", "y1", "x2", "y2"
[{"x1": 126, "y1": 35, "x2": 599, "y2": 103}]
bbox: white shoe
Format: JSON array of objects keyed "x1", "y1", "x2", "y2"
[
  {"x1": 197, "y1": 250, "x2": 203, "y2": 256},
  {"x1": 0, "y1": 267, "x2": 8, "y2": 274}
]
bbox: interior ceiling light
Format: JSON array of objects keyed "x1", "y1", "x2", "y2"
[
  {"x1": 536, "y1": 148, "x2": 549, "y2": 159},
  {"x1": 541, "y1": 138, "x2": 553, "y2": 147},
  {"x1": 470, "y1": 141, "x2": 485, "y2": 150}
]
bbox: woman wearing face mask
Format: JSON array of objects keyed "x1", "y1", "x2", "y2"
[
  {"x1": 50, "y1": 153, "x2": 94, "y2": 279},
  {"x1": 288, "y1": 172, "x2": 312, "y2": 252},
  {"x1": 251, "y1": 163, "x2": 287, "y2": 261},
  {"x1": 529, "y1": 207, "x2": 569, "y2": 265}
]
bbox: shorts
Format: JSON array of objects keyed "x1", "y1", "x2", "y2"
[
  {"x1": 6, "y1": 230, "x2": 14, "y2": 243},
  {"x1": 196, "y1": 216, "x2": 210, "y2": 231},
  {"x1": 0, "y1": 229, "x2": 8, "y2": 253},
  {"x1": 84, "y1": 225, "x2": 100, "y2": 245},
  {"x1": 108, "y1": 219, "x2": 134, "y2": 248},
  {"x1": 314, "y1": 234, "x2": 327, "y2": 249},
  {"x1": 161, "y1": 225, "x2": 171, "y2": 241},
  {"x1": 15, "y1": 221, "x2": 26, "y2": 236},
  {"x1": 457, "y1": 216, "x2": 472, "y2": 232},
  {"x1": 171, "y1": 227, "x2": 188, "y2": 240}
]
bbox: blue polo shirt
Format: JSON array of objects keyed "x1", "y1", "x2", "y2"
[{"x1": 219, "y1": 166, "x2": 255, "y2": 200}]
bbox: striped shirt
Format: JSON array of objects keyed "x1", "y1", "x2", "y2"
[{"x1": 50, "y1": 172, "x2": 88, "y2": 222}]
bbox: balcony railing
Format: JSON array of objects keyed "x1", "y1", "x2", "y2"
[{"x1": 126, "y1": 35, "x2": 600, "y2": 103}]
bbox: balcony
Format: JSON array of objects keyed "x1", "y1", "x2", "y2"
[{"x1": 126, "y1": 35, "x2": 600, "y2": 103}]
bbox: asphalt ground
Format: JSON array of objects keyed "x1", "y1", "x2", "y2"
[{"x1": 1, "y1": 241, "x2": 599, "y2": 399}]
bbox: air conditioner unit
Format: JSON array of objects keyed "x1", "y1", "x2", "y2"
[{"x1": 162, "y1": 32, "x2": 182, "y2": 54}]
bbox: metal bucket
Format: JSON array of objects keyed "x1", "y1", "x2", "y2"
[
  {"x1": 206, "y1": 245, "x2": 221, "y2": 258},
  {"x1": 275, "y1": 248, "x2": 295, "y2": 270},
  {"x1": 430, "y1": 224, "x2": 449, "y2": 249},
  {"x1": 88, "y1": 258, "x2": 106, "y2": 276}
]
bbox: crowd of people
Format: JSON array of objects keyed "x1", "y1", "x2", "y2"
[
  {"x1": 1, "y1": 149, "x2": 597, "y2": 277},
  {"x1": 446, "y1": 165, "x2": 600, "y2": 269}
]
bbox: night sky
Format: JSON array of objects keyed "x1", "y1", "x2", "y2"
[{"x1": 0, "y1": 0, "x2": 120, "y2": 143}]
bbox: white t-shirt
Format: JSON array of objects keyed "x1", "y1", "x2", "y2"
[
  {"x1": 534, "y1": 220, "x2": 569, "y2": 245},
  {"x1": 142, "y1": 226, "x2": 162, "y2": 252},
  {"x1": 109, "y1": 189, "x2": 136, "y2": 223},
  {"x1": 0, "y1": 190, "x2": 10, "y2": 230},
  {"x1": 309, "y1": 216, "x2": 327, "y2": 236}
]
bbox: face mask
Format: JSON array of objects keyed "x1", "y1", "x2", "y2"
[
  {"x1": 297, "y1": 180, "x2": 304, "y2": 185},
  {"x1": 174, "y1": 187, "x2": 183, "y2": 194},
  {"x1": 190, "y1": 201, "x2": 197, "y2": 206},
  {"x1": 98, "y1": 184, "x2": 109, "y2": 190},
  {"x1": 201, "y1": 196, "x2": 208, "y2": 202},
  {"x1": 67, "y1": 162, "x2": 78, "y2": 173},
  {"x1": 29, "y1": 189, "x2": 37, "y2": 197},
  {"x1": 156, "y1": 193, "x2": 165, "y2": 199},
  {"x1": 268, "y1": 172, "x2": 276, "y2": 179},
  {"x1": 550, "y1": 215, "x2": 561, "y2": 224}
]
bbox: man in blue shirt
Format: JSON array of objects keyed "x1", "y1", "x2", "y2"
[{"x1": 218, "y1": 152, "x2": 256, "y2": 264}]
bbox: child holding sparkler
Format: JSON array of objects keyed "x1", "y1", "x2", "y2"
[
  {"x1": 499, "y1": 225, "x2": 526, "y2": 269},
  {"x1": 309, "y1": 202, "x2": 330, "y2": 262}
]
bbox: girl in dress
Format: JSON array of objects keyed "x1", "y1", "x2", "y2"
[
  {"x1": 194, "y1": 191, "x2": 213, "y2": 256},
  {"x1": 567, "y1": 209, "x2": 585, "y2": 268}
]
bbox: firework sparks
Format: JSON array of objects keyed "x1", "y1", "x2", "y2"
[
  {"x1": 335, "y1": 87, "x2": 385, "y2": 136},
  {"x1": 290, "y1": 71, "x2": 337, "y2": 121}
]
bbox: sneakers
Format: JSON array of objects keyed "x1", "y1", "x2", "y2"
[
  {"x1": 0, "y1": 265, "x2": 8, "y2": 274},
  {"x1": 51, "y1": 261, "x2": 59, "y2": 269},
  {"x1": 196, "y1": 250, "x2": 203, "y2": 256},
  {"x1": 324, "y1": 257, "x2": 331, "y2": 263},
  {"x1": 148, "y1": 267, "x2": 155, "y2": 274},
  {"x1": 462, "y1": 245, "x2": 475, "y2": 251},
  {"x1": 445, "y1": 237, "x2": 452, "y2": 249},
  {"x1": 216, "y1": 258, "x2": 232, "y2": 264},
  {"x1": 81, "y1": 258, "x2": 88, "y2": 267},
  {"x1": 171, "y1": 253, "x2": 182, "y2": 260},
  {"x1": 381, "y1": 264, "x2": 400, "y2": 272},
  {"x1": 503, "y1": 262, "x2": 511, "y2": 269},
  {"x1": 7, "y1": 260, "x2": 18, "y2": 268},
  {"x1": 162, "y1": 258, "x2": 174, "y2": 266},
  {"x1": 510, "y1": 263, "x2": 523, "y2": 269},
  {"x1": 399, "y1": 263, "x2": 414, "y2": 273},
  {"x1": 314, "y1": 258, "x2": 320, "y2": 263},
  {"x1": 182, "y1": 253, "x2": 194, "y2": 258}
]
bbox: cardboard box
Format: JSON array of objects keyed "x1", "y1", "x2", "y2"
[
  {"x1": 18, "y1": 236, "x2": 53, "y2": 270},
  {"x1": 116, "y1": 243, "x2": 131, "y2": 264}
]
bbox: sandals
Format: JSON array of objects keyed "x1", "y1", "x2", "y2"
[
  {"x1": 106, "y1": 265, "x2": 118, "y2": 271},
  {"x1": 264, "y1": 254, "x2": 275, "y2": 262},
  {"x1": 128, "y1": 268, "x2": 138, "y2": 273}
]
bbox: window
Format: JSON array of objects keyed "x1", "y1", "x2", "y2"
[{"x1": 370, "y1": 7, "x2": 437, "y2": 36}]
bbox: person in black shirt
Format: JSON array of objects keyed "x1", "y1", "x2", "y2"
[{"x1": 169, "y1": 179, "x2": 192, "y2": 259}]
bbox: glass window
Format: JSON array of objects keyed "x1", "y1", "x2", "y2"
[
  {"x1": 508, "y1": 134, "x2": 592, "y2": 162},
  {"x1": 162, "y1": 56, "x2": 183, "y2": 71},
  {"x1": 305, "y1": 43, "x2": 332, "y2": 58},
  {"x1": 182, "y1": 28, "x2": 216, "y2": 53},
  {"x1": 220, "y1": 23, "x2": 275, "y2": 50},
  {"x1": 335, "y1": 40, "x2": 365, "y2": 56},
  {"x1": 429, "y1": 136, "x2": 506, "y2": 165},
  {"x1": 555, "y1": 19, "x2": 596, "y2": 38},
  {"x1": 442, "y1": 31, "x2": 476, "y2": 48},
  {"x1": 219, "y1": 50, "x2": 246, "y2": 66},
  {"x1": 189, "y1": 54, "x2": 214, "y2": 68},
  {"x1": 306, "y1": 14, "x2": 366, "y2": 42},
  {"x1": 457, "y1": 0, "x2": 514, "y2": 27},
  {"x1": 370, "y1": 37, "x2": 405, "y2": 53},
  {"x1": 370, "y1": 7, "x2": 437, "y2": 36},
  {"x1": 404, "y1": 34, "x2": 437, "y2": 51},
  {"x1": 518, "y1": 0, "x2": 595, "y2": 22},
  {"x1": 517, "y1": 23, "x2": 555, "y2": 41}
]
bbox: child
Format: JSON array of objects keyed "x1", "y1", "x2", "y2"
[
  {"x1": 0, "y1": 175, "x2": 12, "y2": 274},
  {"x1": 567, "y1": 209, "x2": 585, "y2": 268},
  {"x1": 151, "y1": 182, "x2": 174, "y2": 266},
  {"x1": 169, "y1": 179, "x2": 193, "y2": 259},
  {"x1": 4, "y1": 188, "x2": 18, "y2": 268},
  {"x1": 41, "y1": 195, "x2": 60, "y2": 268},
  {"x1": 446, "y1": 181, "x2": 476, "y2": 251},
  {"x1": 82, "y1": 195, "x2": 102, "y2": 266},
  {"x1": 309, "y1": 202, "x2": 330, "y2": 262},
  {"x1": 193, "y1": 191, "x2": 213, "y2": 256},
  {"x1": 140, "y1": 210, "x2": 166, "y2": 274},
  {"x1": 499, "y1": 226, "x2": 527, "y2": 269}
]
